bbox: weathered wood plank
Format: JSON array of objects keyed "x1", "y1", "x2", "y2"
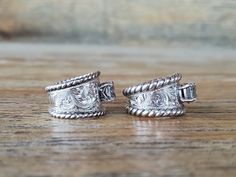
[
  {"x1": 0, "y1": 0, "x2": 236, "y2": 47},
  {"x1": 0, "y1": 44, "x2": 235, "y2": 177}
]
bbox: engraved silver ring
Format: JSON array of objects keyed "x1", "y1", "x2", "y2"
[
  {"x1": 123, "y1": 73, "x2": 197, "y2": 117},
  {"x1": 45, "y1": 71, "x2": 116, "y2": 119}
]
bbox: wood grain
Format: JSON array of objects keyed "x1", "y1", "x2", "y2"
[{"x1": 0, "y1": 44, "x2": 236, "y2": 177}]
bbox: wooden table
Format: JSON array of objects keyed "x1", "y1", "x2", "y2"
[{"x1": 0, "y1": 43, "x2": 236, "y2": 177}]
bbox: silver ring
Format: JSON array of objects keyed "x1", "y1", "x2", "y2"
[
  {"x1": 123, "y1": 73, "x2": 197, "y2": 117},
  {"x1": 45, "y1": 71, "x2": 116, "y2": 119}
]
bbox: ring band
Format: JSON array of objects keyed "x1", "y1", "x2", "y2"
[
  {"x1": 45, "y1": 71, "x2": 116, "y2": 119},
  {"x1": 123, "y1": 73, "x2": 197, "y2": 117}
]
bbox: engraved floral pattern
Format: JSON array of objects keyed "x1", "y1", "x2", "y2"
[
  {"x1": 50, "y1": 89, "x2": 77, "y2": 113},
  {"x1": 130, "y1": 83, "x2": 181, "y2": 110},
  {"x1": 49, "y1": 80, "x2": 101, "y2": 113},
  {"x1": 70, "y1": 82, "x2": 99, "y2": 110}
]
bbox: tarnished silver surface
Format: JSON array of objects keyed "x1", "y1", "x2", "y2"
[
  {"x1": 123, "y1": 73, "x2": 197, "y2": 117},
  {"x1": 45, "y1": 71, "x2": 116, "y2": 119}
]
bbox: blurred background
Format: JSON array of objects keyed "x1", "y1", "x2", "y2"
[{"x1": 0, "y1": 0, "x2": 236, "y2": 48}]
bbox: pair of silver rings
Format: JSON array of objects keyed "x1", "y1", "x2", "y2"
[{"x1": 45, "y1": 71, "x2": 197, "y2": 119}]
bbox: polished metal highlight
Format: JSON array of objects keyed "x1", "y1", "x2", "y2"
[
  {"x1": 123, "y1": 73, "x2": 196, "y2": 117},
  {"x1": 45, "y1": 71, "x2": 116, "y2": 119}
]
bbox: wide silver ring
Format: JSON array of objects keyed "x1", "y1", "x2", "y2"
[
  {"x1": 123, "y1": 73, "x2": 197, "y2": 117},
  {"x1": 45, "y1": 71, "x2": 116, "y2": 119}
]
